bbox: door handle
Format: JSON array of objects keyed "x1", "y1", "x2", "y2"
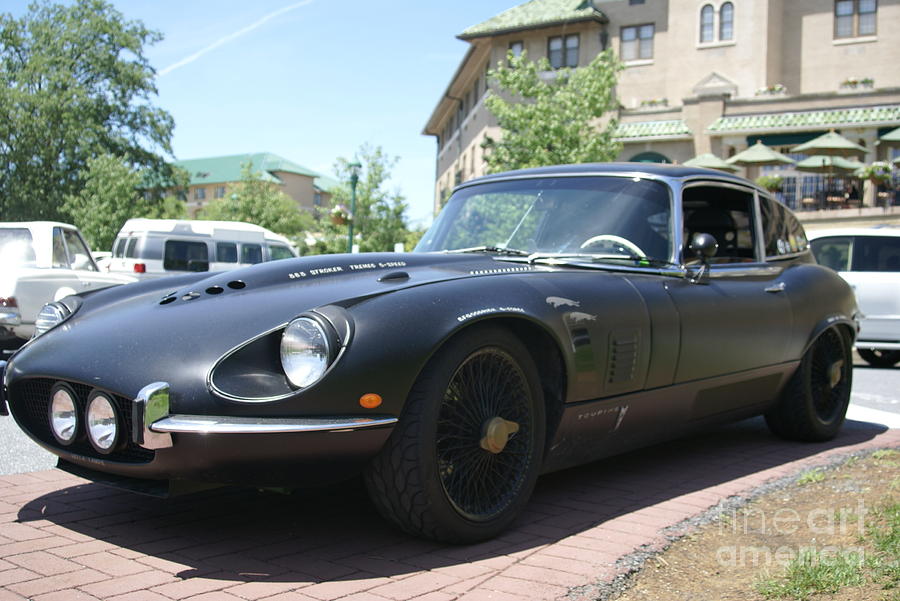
[{"x1": 765, "y1": 282, "x2": 785, "y2": 293}]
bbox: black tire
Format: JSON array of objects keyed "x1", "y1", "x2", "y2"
[
  {"x1": 364, "y1": 325, "x2": 545, "y2": 543},
  {"x1": 858, "y1": 348, "x2": 900, "y2": 368},
  {"x1": 765, "y1": 328, "x2": 852, "y2": 442}
]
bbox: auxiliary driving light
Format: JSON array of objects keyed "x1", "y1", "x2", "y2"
[
  {"x1": 86, "y1": 392, "x2": 119, "y2": 453},
  {"x1": 48, "y1": 384, "x2": 78, "y2": 445}
]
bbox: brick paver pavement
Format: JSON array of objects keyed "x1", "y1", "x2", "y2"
[{"x1": 0, "y1": 416, "x2": 897, "y2": 601}]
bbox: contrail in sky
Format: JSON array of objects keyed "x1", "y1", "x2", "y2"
[{"x1": 159, "y1": 0, "x2": 314, "y2": 77}]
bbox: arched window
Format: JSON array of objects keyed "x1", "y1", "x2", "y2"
[
  {"x1": 720, "y1": 2, "x2": 734, "y2": 41},
  {"x1": 700, "y1": 4, "x2": 715, "y2": 43}
]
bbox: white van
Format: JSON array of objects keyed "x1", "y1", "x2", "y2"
[{"x1": 107, "y1": 219, "x2": 298, "y2": 279}]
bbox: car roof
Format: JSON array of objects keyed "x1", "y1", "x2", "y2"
[
  {"x1": 459, "y1": 162, "x2": 757, "y2": 190},
  {"x1": 807, "y1": 225, "x2": 900, "y2": 239},
  {"x1": 0, "y1": 221, "x2": 77, "y2": 230}
]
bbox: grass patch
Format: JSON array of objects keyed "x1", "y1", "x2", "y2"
[
  {"x1": 867, "y1": 500, "x2": 900, "y2": 591},
  {"x1": 872, "y1": 450, "x2": 899, "y2": 460},
  {"x1": 756, "y1": 549, "x2": 865, "y2": 600},
  {"x1": 796, "y1": 469, "x2": 826, "y2": 486}
]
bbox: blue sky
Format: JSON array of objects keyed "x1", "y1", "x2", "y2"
[{"x1": 7, "y1": 0, "x2": 516, "y2": 228}]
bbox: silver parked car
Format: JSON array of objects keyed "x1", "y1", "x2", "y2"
[{"x1": 809, "y1": 226, "x2": 900, "y2": 367}]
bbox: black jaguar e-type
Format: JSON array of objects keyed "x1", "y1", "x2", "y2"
[{"x1": 1, "y1": 164, "x2": 857, "y2": 543}]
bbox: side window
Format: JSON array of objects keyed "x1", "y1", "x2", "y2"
[
  {"x1": 216, "y1": 242, "x2": 238, "y2": 263},
  {"x1": 112, "y1": 237, "x2": 125, "y2": 258},
  {"x1": 241, "y1": 243, "x2": 262, "y2": 264},
  {"x1": 62, "y1": 229, "x2": 96, "y2": 271},
  {"x1": 851, "y1": 236, "x2": 900, "y2": 272},
  {"x1": 267, "y1": 244, "x2": 294, "y2": 261},
  {"x1": 164, "y1": 240, "x2": 209, "y2": 272},
  {"x1": 810, "y1": 237, "x2": 851, "y2": 271},
  {"x1": 760, "y1": 198, "x2": 806, "y2": 257},
  {"x1": 51, "y1": 227, "x2": 69, "y2": 268},
  {"x1": 682, "y1": 185, "x2": 757, "y2": 263},
  {"x1": 784, "y1": 210, "x2": 808, "y2": 253}
]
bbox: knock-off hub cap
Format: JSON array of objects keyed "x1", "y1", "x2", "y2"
[
  {"x1": 480, "y1": 417, "x2": 519, "y2": 454},
  {"x1": 829, "y1": 360, "x2": 844, "y2": 389}
]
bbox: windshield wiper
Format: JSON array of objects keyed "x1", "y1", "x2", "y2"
[
  {"x1": 442, "y1": 246, "x2": 531, "y2": 256},
  {"x1": 526, "y1": 253, "x2": 681, "y2": 269}
]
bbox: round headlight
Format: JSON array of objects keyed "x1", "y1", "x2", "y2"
[
  {"x1": 280, "y1": 317, "x2": 332, "y2": 388},
  {"x1": 34, "y1": 302, "x2": 69, "y2": 338},
  {"x1": 86, "y1": 392, "x2": 119, "y2": 453},
  {"x1": 49, "y1": 384, "x2": 78, "y2": 445}
]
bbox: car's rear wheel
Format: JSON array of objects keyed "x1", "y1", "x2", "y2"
[
  {"x1": 364, "y1": 325, "x2": 545, "y2": 543},
  {"x1": 765, "y1": 328, "x2": 852, "y2": 442},
  {"x1": 857, "y1": 348, "x2": 900, "y2": 368}
]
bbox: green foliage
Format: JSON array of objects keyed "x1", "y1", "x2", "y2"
[
  {"x1": 199, "y1": 162, "x2": 314, "y2": 236},
  {"x1": 303, "y1": 144, "x2": 411, "y2": 254},
  {"x1": 756, "y1": 549, "x2": 865, "y2": 600},
  {"x1": 62, "y1": 154, "x2": 186, "y2": 250},
  {"x1": 867, "y1": 500, "x2": 899, "y2": 589},
  {"x1": 858, "y1": 161, "x2": 893, "y2": 183},
  {"x1": 0, "y1": 0, "x2": 175, "y2": 221},
  {"x1": 796, "y1": 468, "x2": 826, "y2": 485},
  {"x1": 756, "y1": 174, "x2": 784, "y2": 192},
  {"x1": 482, "y1": 49, "x2": 622, "y2": 173}
]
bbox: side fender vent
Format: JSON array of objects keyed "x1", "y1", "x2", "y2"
[{"x1": 607, "y1": 329, "x2": 639, "y2": 384}]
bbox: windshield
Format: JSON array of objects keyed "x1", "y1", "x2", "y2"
[
  {"x1": 0, "y1": 228, "x2": 37, "y2": 268},
  {"x1": 416, "y1": 176, "x2": 673, "y2": 263}
]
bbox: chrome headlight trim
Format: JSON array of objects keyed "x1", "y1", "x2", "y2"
[
  {"x1": 85, "y1": 391, "x2": 120, "y2": 454},
  {"x1": 32, "y1": 297, "x2": 81, "y2": 339},
  {"x1": 48, "y1": 383, "x2": 78, "y2": 445},
  {"x1": 280, "y1": 317, "x2": 333, "y2": 389}
]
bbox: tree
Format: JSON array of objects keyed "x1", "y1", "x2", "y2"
[
  {"x1": 62, "y1": 154, "x2": 186, "y2": 250},
  {"x1": 305, "y1": 145, "x2": 411, "y2": 254},
  {"x1": 482, "y1": 50, "x2": 622, "y2": 173},
  {"x1": 0, "y1": 0, "x2": 175, "y2": 221},
  {"x1": 199, "y1": 162, "x2": 315, "y2": 236}
]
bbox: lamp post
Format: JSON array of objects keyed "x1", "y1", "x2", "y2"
[{"x1": 346, "y1": 161, "x2": 362, "y2": 253}]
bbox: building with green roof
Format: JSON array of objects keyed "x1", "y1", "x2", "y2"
[
  {"x1": 424, "y1": 0, "x2": 900, "y2": 214},
  {"x1": 174, "y1": 152, "x2": 338, "y2": 217}
]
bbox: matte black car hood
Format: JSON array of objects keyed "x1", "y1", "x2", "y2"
[{"x1": 9, "y1": 252, "x2": 536, "y2": 400}]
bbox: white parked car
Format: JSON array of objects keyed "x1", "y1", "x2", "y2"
[
  {"x1": 107, "y1": 219, "x2": 298, "y2": 279},
  {"x1": 809, "y1": 226, "x2": 900, "y2": 367},
  {"x1": 0, "y1": 222, "x2": 137, "y2": 342}
]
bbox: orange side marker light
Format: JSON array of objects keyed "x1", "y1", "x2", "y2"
[{"x1": 359, "y1": 393, "x2": 383, "y2": 409}]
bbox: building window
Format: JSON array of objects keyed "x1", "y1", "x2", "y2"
[
  {"x1": 621, "y1": 24, "x2": 654, "y2": 61},
  {"x1": 548, "y1": 34, "x2": 579, "y2": 69},
  {"x1": 720, "y1": 2, "x2": 734, "y2": 40},
  {"x1": 835, "y1": 0, "x2": 877, "y2": 38},
  {"x1": 629, "y1": 0, "x2": 645, "y2": 4},
  {"x1": 700, "y1": 4, "x2": 714, "y2": 42},
  {"x1": 193, "y1": 187, "x2": 206, "y2": 201},
  {"x1": 509, "y1": 40, "x2": 524, "y2": 62},
  {"x1": 314, "y1": 192, "x2": 322, "y2": 206},
  {"x1": 214, "y1": 186, "x2": 225, "y2": 198}
]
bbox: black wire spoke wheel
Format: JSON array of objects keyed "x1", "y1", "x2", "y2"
[
  {"x1": 810, "y1": 329, "x2": 851, "y2": 424},
  {"x1": 435, "y1": 347, "x2": 534, "y2": 522}
]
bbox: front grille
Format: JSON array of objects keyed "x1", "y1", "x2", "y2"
[{"x1": 10, "y1": 378, "x2": 154, "y2": 463}]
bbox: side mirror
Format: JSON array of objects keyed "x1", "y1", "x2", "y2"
[{"x1": 689, "y1": 233, "x2": 718, "y2": 260}]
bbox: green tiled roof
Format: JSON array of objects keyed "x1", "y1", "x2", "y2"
[
  {"x1": 314, "y1": 174, "x2": 340, "y2": 193},
  {"x1": 459, "y1": 0, "x2": 604, "y2": 39},
  {"x1": 175, "y1": 153, "x2": 321, "y2": 186},
  {"x1": 708, "y1": 105, "x2": 900, "y2": 133},
  {"x1": 614, "y1": 120, "x2": 692, "y2": 140}
]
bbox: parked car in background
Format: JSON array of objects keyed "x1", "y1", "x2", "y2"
[
  {"x1": 107, "y1": 219, "x2": 298, "y2": 279},
  {"x1": 809, "y1": 226, "x2": 900, "y2": 367},
  {"x1": 0, "y1": 222, "x2": 136, "y2": 343},
  {"x1": 2, "y1": 164, "x2": 857, "y2": 543}
]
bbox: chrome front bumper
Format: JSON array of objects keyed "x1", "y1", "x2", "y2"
[{"x1": 132, "y1": 382, "x2": 397, "y2": 450}]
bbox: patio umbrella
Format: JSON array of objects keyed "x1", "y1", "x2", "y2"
[
  {"x1": 880, "y1": 127, "x2": 900, "y2": 147},
  {"x1": 791, "y1": 131, "x2": 867, "y2": 157},
  {"x1": 682, "y1": 153, "x2": 739, "y2": 172},
  {"x1": 795, "y1": 155, "x2": 863, "y2": 174},
  {"x1": 726, "y1": 141, "x2": 796, "y2": 167}
]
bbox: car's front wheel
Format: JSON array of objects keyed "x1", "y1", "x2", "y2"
[
  {"x1": 857, "y1": 348, "x2": 900, "y2": 368},
  {"x1": 765, "y1": 327, "x2": 852, "y2": 442},
  {"x1": 365, "y1": 325, "x2": 545, "y2": 543}
]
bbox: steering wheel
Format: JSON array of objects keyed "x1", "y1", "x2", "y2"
[{"x1": 579, "y1": 235, "x2": 647, "y2": 259}]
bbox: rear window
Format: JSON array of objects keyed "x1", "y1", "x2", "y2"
[
  {"x1": 268, "y1": 244, "x2": 294, "y2": 261},
  {"x1": 241, "y1": 244, "x2": 262, "y2": 264},
  {"x1": 851, "y1": 235, "x2": 900, "y2": 272},
  {"x1": 164, "y1": 240, "x2": 209, "y2": 272},
  {"x1": 0, "y1": 228, "x2": 36, "y2": 268}
]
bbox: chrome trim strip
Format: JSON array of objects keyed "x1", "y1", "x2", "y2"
[
  {"x1": 133, "y1": 382, "x2": 173, "y2": 450},
  {"x1": 150, "y1": 414, "x2": 398, "y2": 434}
]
